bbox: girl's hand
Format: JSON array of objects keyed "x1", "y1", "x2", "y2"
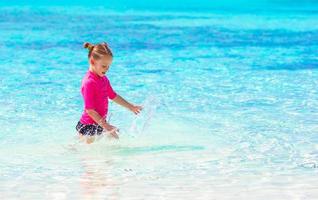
[
  {"x1": 129, "y1": 105, "x2": 143, "y2": 115},
  {"x1": 103, "y1": 123, "x2": 119, "y2": 139}
]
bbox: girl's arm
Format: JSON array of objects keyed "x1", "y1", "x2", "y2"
[
  {"x1": 112, "y1": 95, "x2": 142, "y2": 114},
  {"x1": 86, "y1": 109, "x2": 119, "y2": 138}
]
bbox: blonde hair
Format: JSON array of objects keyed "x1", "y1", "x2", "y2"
[{"x1": 83, "y1": 42, "x2": 113, "y2": 59}]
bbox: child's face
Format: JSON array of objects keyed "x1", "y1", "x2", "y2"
[{"x1": 91, "y1": 56, "x2": 113, "y2": 77}]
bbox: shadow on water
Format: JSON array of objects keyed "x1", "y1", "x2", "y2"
[
  {"x1": 113, "y1": 144, "x2": 205, "y2": 155},
  {"x1": 255, "y1": 59, "x2": 318, "y2": 71}
]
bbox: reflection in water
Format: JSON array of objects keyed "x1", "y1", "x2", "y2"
[{"x1": 78, "y1": 153, "x2": 120, "y2": 200}]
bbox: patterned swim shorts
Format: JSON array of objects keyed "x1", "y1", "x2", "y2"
[{"x1": 76, "y1": 121, "x2": 104, "y2": 136}]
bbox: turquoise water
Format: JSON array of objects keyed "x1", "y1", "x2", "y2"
[{"x1": 0, "y1": 3, "x2": 318, "y2": 199}]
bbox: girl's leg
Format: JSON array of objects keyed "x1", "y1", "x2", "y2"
[
  {"x1": 78, "y1": 132, "x2": 85, "y2": 142},
  {"x1": 86, "y1": 136, "x2": 95, "y2": 144},
  {"x1": 78, "y1": 133, "x2": 95, "y2": 144}
]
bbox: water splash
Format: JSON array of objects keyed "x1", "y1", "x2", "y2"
[{"x1": 127, "y1": 95, "x2": 159, "y2": 137}]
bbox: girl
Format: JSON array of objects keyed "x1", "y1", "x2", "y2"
[{"x1": 76, "y1": 42, "x2": 142, "y2": 144}]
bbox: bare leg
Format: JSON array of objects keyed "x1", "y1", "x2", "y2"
[
  {"x1": 78, "y1": 133, "x2": 95, "y2": 144},
  {"x1": 78, "y1": 133, "x2": 85, "y2": 142},
  {"x1": 86, "y1": 136, "x2": 95, "y2": 144}
]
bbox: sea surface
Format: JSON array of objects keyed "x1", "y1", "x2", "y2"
[{"x1": 0, "y1": 2, "x2": 318, "y2": 199}]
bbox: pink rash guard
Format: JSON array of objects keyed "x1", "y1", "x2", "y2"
[{"x1": 80, "y1": 70, "x2": 117, "y2": 124}]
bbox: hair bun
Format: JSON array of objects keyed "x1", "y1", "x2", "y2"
[{"x1": 83, "y1": 42, "x2": 93, "y2": 50}]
